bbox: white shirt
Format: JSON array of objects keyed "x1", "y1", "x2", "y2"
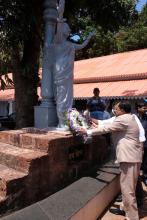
[{"x1": 88, "y1": 114, "x2": 146, "y2": 142}]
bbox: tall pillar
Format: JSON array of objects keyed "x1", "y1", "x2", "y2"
[{"x1": 35, "y1": 0, "x2": 58, "y2": 128}]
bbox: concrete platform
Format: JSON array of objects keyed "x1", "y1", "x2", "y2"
[
  {"x1": 0, "y1": 162, "x2": 121, "y2": 220},
  {"x1": 100, "y1": 182, "x2": 147, "y2": 220}
]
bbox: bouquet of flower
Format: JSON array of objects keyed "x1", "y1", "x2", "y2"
[{"x1": 66, "y1": 108, "x2": 92, "y2": 144}]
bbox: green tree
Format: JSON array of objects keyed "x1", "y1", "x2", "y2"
[
  {"x1": 114, "y1": 3, "x2": 147, "y2": 52},
  {"x1": 65, "y1": 0, "x2": 138, "y2": 59},
  {"x1": 0, "y1": 0, "x2": 138, "y2": 128},
  {"x1": 1, "y1": 0, "x2": 43, "y2": 128}
]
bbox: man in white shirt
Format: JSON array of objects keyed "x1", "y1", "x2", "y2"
[{"x1": 79, "y1": 101, "x2": 145, "y2": 220}]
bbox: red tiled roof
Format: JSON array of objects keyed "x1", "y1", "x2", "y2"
[
  {"x1": 0, "y1": 87, "x2": 41, "y2": 101},
  {"x1": 74, "y1": 49, "x2": 147, "y2": 81},
  {"x1": 74, "y1": 79, "x2": 147, "y2": 98},
  {"x1": 0, "y1": 89, "x2": 14, "y2": 101},
  {"x1": 0, "y1": 49, "x2": 147, "y2": 100},
  {"x1": 73, "y1": 49, "x2": 147, "y2": 98}
]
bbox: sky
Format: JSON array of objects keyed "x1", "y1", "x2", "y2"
[{"x1": 136, "y1": 0, "x2": 147, "y2": 11}]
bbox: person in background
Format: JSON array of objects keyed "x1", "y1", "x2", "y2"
[
  {"x1": 87, "y1": 88, "x2": 108, "y2": 120},
  {"x1": 136, "y1": 102, "x2": 147, "y2": 186},
  {"x1": 85, "y1": 95, "x2": 111, "y2": 155},
  {"x1": 79, "y1": 101, "x2": 145, "y2": 220}
]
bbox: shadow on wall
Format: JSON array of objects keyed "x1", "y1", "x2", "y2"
[{"x1": 122, "y1": 90, "x2": 147, "y2": 97}]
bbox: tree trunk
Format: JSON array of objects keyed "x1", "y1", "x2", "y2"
[
  {"x1": 12, "y1": 1, "x2": 42, "y2": 128},
  {"x1": 13, "y1": 38, "x2": 40, "y2": 128}
]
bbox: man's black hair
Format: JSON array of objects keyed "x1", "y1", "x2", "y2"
[
  {"x1": 118, "y1": 101, "x2": 131, "y2": 113},
  {"x1": 93, "y1": 88, "x2": 100, "y2": 93}
]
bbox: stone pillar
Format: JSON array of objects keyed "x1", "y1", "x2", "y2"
[{"x1": 35, "y1": 0, "x2": 58, "y2": 128}]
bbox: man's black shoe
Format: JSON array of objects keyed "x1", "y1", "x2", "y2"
[
  {"x1": 116, "y1": 194, "x2": 122, "y2": 202},
  {"x1": 109, "y1": 208, "x2": 125, "y2": 216}
]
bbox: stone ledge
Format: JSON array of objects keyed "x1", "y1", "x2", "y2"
[
  {"x1": 1, "y1": 163, "x2": 120, "y2": 220},
  {"x1": 0, "y1": 164, "x2": 27, "y2": 197},
  {"x1": 0, "y1": 129, "x2": 106, "y2": 153},
  {"x1": 0, "y1": 130, "x2": 74, "y2": 152},
  {"x1": 0, "y1": 142, "x2": 48, "y2": 173}
]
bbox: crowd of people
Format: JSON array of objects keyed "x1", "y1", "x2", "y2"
[{"x1": 68, "y1": 87, "x2": 147, "y2": 220}]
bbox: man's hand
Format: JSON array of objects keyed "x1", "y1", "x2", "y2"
[
  {"x1": 78, "y1": 128, "x2": 87, "y2": 135},
  {"x1": 91, "y1": 122, "x2": 98, "y2": 128},
  {"x1": 90, "y1": 118, "x2": 98, "y2": 128},
  {"x1": 91, "y1": 118, "x2": 98, "y2": 125}
]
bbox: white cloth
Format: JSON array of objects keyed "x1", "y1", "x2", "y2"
[{"x1": 133, "y1": 114, "x2": 146, "y2": 142}]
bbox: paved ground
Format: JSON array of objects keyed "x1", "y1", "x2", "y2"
[{"x1": 100, "y1": 182, "x2": 147, "y2": 220}]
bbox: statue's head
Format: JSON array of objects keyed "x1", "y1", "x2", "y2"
[{"x1": 63, "y1": 22, "x2": 71, "y2": 38}]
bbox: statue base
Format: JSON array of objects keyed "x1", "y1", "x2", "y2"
[
  {"x1": 34, "y1": 105, "x2": 58, "y2": 128},
  {"x1": 56, "y1": 125, "x2": 69, "y2": 131}
]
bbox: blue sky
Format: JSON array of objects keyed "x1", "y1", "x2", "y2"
[{"x1": 136, "y1": 0, "x2": 147, "y2": 11}]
